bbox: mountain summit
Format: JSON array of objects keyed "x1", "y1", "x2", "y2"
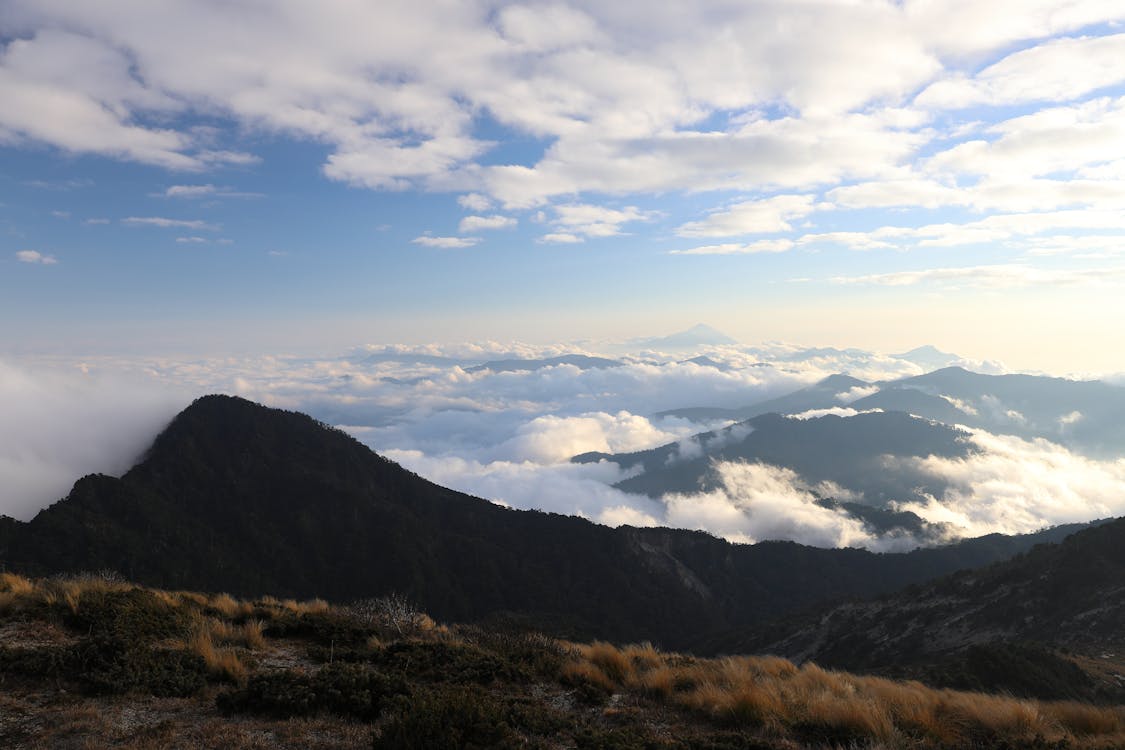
[{"x1": 635, "y1": 323, "x2": 738, "y2": 349}]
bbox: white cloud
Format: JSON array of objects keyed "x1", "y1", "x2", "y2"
[
  {"x1": 676, "y1": 195, "x2": 817, "y2": 237},
  {"x1": 457, "y1": 193, "x2": 492, "y2": 212},
  {"x1": 892, "y1": 429, "x2": 1125, "y2": 539},
  {"x1": 15, "y1": 250, "x2": 57, "y2": 264},
  {"x1": 549, "y1": 203, "x2": 654, "y2": 238},
  {"x1": 0, "y1": 359, "x2": 188, "y2": 520},
  {"x1": 161, "y1": 184, "x2": 261, "y2": 199},
  {"x1": 835, "y1": 385, "x2": 879, "y2": 404},
  {"x1": 0, "y1": 0, "x2": 1122, "y2": 224},
  {"x1": 410, "y1": 235, "x2": 480, "y2": 248},
  {"x1": 787, "y1": 406, "x2": 882, "y2": 420},
  {"x1": 175, "y1": 236, "x2": 209, "y2": 244},
  {"x1": 458, "y1": 214, "x2": 516, "y2": 232},
  {"x1": 916, "y1": 33, "x2": 1125, "y2": 109},
  {"x1": 829, "y1": 263, "x2": 1125, "y2": 289},
  {"x1": 663, "y1": 462, "x2": 885, "y2": 549},
  {"x1": 670, "y1": 239, "x2": 794, "y2": 256},
  {"x1": 539, "y1": 232, "x2": 582, "y2": 244},
  {"x1": 122, "y1": 216, "x2": 218, "y2": 230}
]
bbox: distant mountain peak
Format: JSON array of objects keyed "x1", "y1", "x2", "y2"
[
  {"x1": 814, "y1": 373, "x2": 869, "y2": 389},
  {"x1": 637, "y1": 324, "x2": 738, "y2": 349}
]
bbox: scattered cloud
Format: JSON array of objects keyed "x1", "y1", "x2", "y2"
[
  {"x1": 15, "y1": 250, "x2": 57, "y2": 264},
  {"x1": 670, "y1": 239, "x2": 794, "y2": 256},
  {"x1": 122, "y1": 216, "x2": 218, "y2": 230},
  {"x1": 549, "y1": 204, "x2": 654, "y2": 238},
  {"x1": 676, "y1": 195, "x2": 817, "y2": 238},
  {"x1": 457, "y1": 193, "x2": 492, "y2": 212},
  {"x1": 160, "y1": 184, "x2": 262, "y2": 199},
  {"x1": 411, "y1": 235, "x2": 480, "y2": 248},
  {"x1": 829, "y1": 263, "x2": 1125, "y2": 289},
  {"x1": 539, "y1": 232, "x2": 582, "y2": 244},
  {"x1": 458, "y1": 214, "x2": 517, "y2": 233}
]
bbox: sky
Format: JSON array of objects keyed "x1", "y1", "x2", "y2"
[{"x1": 2, "y1": 1, "x2": 1125, "y2": 371}]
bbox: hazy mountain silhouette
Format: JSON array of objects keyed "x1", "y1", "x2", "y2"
[
  {"x1": 464, "y1": 354, "x2": 623, "y2": 374},
  {"x1": 656, "y1": 373, "x2": 870, "y2": 422},
  {"x1": 633, "y1": 323, "x2": 738, "y2": 349},
  {"x1": 0, "y1": 395, "x2": 1089, "y2": 651},
  {"x1": 657, "y1": 366, "x2": 1125, "y2": 457},
  {"x1": 893, "y1": 344, "x2": 963, "y2": 370}
]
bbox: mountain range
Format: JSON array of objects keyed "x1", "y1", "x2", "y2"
[{"x1": 0, "y1": 394, "x2": 1094, "y2": 652}]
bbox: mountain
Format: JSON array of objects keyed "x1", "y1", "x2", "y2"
[
  {"x1": 657, "y1": 373, "x2": 870, "y2": 422},
  {"x1": 578, "y1": 410, "x2": 973, "y2": 525},
  {"x1": 0, "y1": 395, "x2": 1088, "y2": 651},
  {"x1": 894, "y1": 344, "x2": 962, "y2": 370},
  {"x1": 732, "y1": 516, "x2": 1125, "y2": 701},
  {"x1": 464, "y1": 354, "x2": 623, "y2": 374},
  {"x1": 657, "y1": 366, "x2": 1125, "y2": 457},
  {"x1": 634, "y1": 323, "x2": 738, "y2": 349}
]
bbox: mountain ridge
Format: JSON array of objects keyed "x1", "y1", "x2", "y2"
[{"x1": 0, "y1": 394, "x2": 1104, "y2": 651}]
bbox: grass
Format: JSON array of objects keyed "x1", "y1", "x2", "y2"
[{"x1": 2, "y1": 572, "x2": 1125, "y2": 749}]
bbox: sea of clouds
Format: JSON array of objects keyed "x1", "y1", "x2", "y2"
[{"x1": 4, "y1": 340, "x2": 1125, "y2": 551}]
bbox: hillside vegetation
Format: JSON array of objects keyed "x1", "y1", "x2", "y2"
[{"x1": 2, "y1": 572, "x2": 1124, "y2": 749}]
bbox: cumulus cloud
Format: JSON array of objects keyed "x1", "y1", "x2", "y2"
[
  {"x1": 457, "y1": 193, "x2": 492, "y2": 212},
  {"x1": 0, "y1": 359, "x2": 189, "y2": 520},
  {"x1": 663, "y1": 462, "x2": 884, "y2": 549},
  {"x1": 548, "y1": 203, "x2": 654, "y2": 238},
  {"x1": 457, "y1": 214, "x2": 516, "y2": 233},
  {"x1": 15, "y1": 250, "x2": 57, "y2": 264},
  {"x1": 891, "y1": 429, "x2": 1125, "y2": 539},
  {"x1": 676, "y1": 195, "x2": 817, "y2": 238}
]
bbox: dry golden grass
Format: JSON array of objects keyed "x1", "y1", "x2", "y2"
[
  {"x1": 189, "y1": 627, "x2": 248, "y2": 684},
  {"x1": 560, "y1": 640, "x2": 1125, "y2": 748},
  {"x1": 0, "y1": 571, "x2": 35, "y2": 596}
]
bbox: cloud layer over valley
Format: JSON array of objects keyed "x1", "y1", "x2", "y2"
[{"x1": 5, "y1": 338, "x2": 1125, "y2": 553}]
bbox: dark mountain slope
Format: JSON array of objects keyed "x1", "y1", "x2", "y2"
[
  {"x1": 733, "y1": 516, "x2": 1125, "y2": 699},
  {"x1": 0, "y1": 395, "x2": 1096, "y2": 650},
  {"x1": 579, "y1": 411, "x2": 972, "y2": 507}
]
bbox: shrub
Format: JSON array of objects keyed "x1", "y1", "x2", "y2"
[
  {"x1": 217, "y1": 662, "x2": 406, "y2": 721},
  {"x1": 372, "y1": 687, "x2": 521, "y2": 750}
]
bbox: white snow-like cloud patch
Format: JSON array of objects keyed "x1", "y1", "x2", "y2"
[
  {"x1": 835, "y1": 385, "x2": 880, "y2": 404},
  {"x1": 891, "y1": 429, "x2": 1125, "y2": 539},
  {"x1": 787, "y1": 407, "x2": 883, "y2": 420},
  {"x1": 662, "y1": 462, "x2": 886, "y2": 549},
  {"x1": 0, "y1": 359, "x2": 189, "y2": 521}
]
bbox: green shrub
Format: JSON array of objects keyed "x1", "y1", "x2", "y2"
[
  {"x1": 217, "y1": 662, "x2": 406, "y2": 720},
  {"x1": 372, "y1": 687, "x2": 522, "y2": 750},
  {"x1": 73, "y1": 636, "x2": 208, "y2": 696}
]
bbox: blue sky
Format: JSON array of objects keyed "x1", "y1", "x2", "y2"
[{"x1": 3, "y1": 2, "x2": 1125, "y2": 370}]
